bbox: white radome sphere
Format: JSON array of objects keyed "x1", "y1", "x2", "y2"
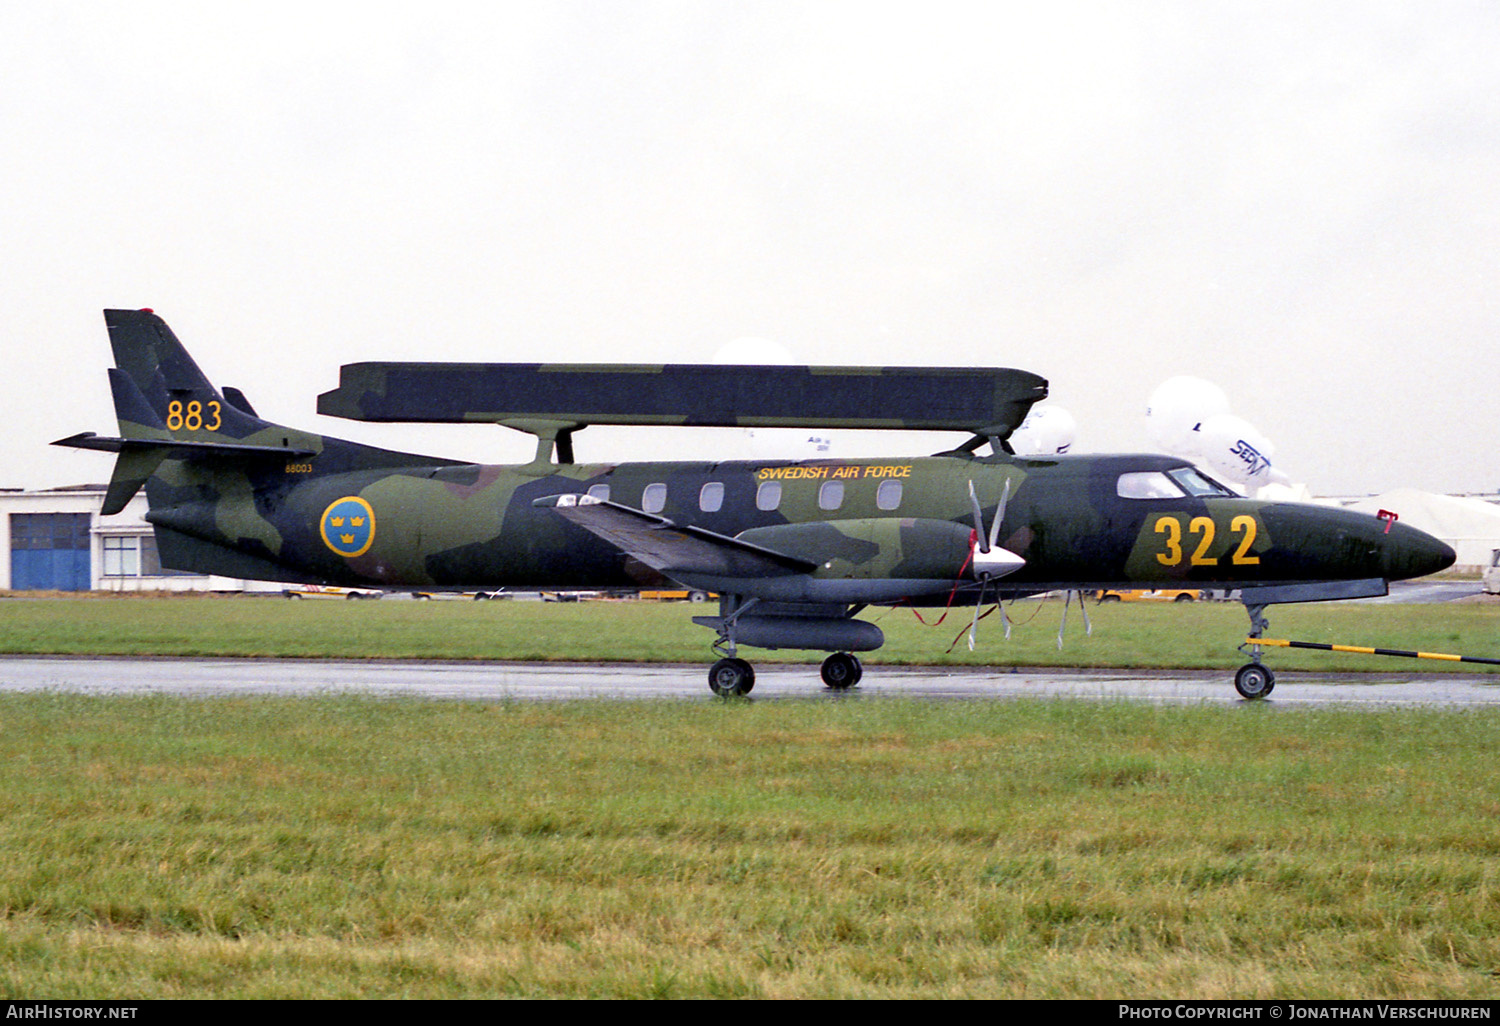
[
  {"x1": 1193, "y1": 413, "x2": 1279, "y2": 489},
  {"x1": 1145, "y1": 376, "x2": 1230, "y2": 456},
  {"x1": 1010, "y1": 406, "x2": 1077, "y2": 455}
]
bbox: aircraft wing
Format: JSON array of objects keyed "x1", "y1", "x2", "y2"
[{"x1": 534, "y1": 495, "x2": 817, "y2": 579}]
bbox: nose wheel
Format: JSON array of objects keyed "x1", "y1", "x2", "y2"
[{"x1": 1233, "y1": 662, "x2": 1276, "y2": 699}]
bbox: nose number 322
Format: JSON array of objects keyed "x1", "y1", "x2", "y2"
[{"x1": 1155, "y1": 514, "x2": 1261, "y2": 567}]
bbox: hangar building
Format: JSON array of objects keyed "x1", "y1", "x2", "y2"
[{"x1": 0, "y1": 485, "x2": 270, "y2": 593}]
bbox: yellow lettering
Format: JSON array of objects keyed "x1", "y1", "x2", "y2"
[
  {"x1": 1231, "y1": 515, "x2": 1261, "y2": 565},
  {"x1": 1189, "y1": 516, "x2": 1217, "y2": 566},
  {"x1": 166, "y1": 398, "x2": 224, "y2": 432},
  {"x1": 1155, "y1": 516, "x2": 1182, "y2": 566}
]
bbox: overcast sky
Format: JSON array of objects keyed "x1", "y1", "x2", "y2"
[{"x1": 4, "y1": 1, "x2": 1497, "y2": 496}]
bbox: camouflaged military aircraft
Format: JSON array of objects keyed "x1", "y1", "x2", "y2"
[{"x1": 57, "y1": 310, "x2": 1456, "y2": 699}]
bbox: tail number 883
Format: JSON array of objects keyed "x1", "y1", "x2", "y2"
[{"x1": 166, "y1": 400, "x2": 222, "y2": 432}]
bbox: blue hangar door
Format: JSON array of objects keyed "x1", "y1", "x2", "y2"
[{"x1": 9, "y1": 513, "x2": 92, "y2": 591}]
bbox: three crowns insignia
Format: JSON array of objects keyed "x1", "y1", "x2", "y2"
[{"x1": 321, "y1": 498, "x2": 375, "y2": 558}]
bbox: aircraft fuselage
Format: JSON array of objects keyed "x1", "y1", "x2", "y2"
[{"x1": 143, "y1": 450, "x2": 1454, "y2": 599}]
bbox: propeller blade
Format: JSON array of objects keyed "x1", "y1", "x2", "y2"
[
  {"x1": 988, "y1": 479, "x2": 1011, "y2": 553},
  {"x1": 968, "y1": 577, "x2": 986, "y2": 651},
  {"x1": 967, "y1": 480, "x2": 990, "y2": 553}
]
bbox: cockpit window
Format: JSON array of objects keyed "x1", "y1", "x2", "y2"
[
  {"x1": 1168, "y1": 467, "x2": 1236, "y2": 497},
  {"x1": 1117, "y1": 472, "x2": 1186, "y2": 499}
]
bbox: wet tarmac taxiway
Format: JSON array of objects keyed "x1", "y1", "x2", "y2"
[{"x1": 1, "y1": 656, "x2": 1497, "y2": 709}]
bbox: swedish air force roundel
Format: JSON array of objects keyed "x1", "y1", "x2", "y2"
[{"x1": 320, "y1": 496, "x2": 376, "y2": 558}]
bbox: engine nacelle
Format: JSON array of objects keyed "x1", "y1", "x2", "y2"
[{"x1": 739, "y1": 517, "x2": 981, "y2": 588}]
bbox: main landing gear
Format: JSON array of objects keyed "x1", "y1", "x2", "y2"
[
  {"x1": 820, "y1": 652, "x2": 863, "y2": 690},
  {"x1": 1234, "y1": 601, "x2": 1276, "y2": 700},
  {"x1": 706, "y1": 652, "x2": 865, "y2": 695},
  {"x1": 702, "y1": 595, "x2": 873, "y2": 696},
  {"x1": 708, "y1": 657, "x2": 755, "y2": 696}
]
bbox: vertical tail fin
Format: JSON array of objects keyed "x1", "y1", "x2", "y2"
[
  {"x1": 103, "y1": 308, "x2": 275, "y2": 442},
  {"x1": 55, "y1": 309, "x2": 463, "y2": 514},
  {"x1": 54, "y1": 310, "x2": 319, "y2": 514}
]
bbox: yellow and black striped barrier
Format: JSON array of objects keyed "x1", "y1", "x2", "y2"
[{"x1": 1250, "y1": 638, "x2": 1500, "y2": 667}]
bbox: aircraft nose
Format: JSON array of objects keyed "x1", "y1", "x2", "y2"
[{"x1": 1380, "y1": 523, "x2": 1456, "y2": 581}]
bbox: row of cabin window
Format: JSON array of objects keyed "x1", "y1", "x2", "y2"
[{"x1": 584, "y1": 479, "x2": 905, "y2": 514}]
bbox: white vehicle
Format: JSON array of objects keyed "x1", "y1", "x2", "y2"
[
  {"x1": 283, "y1": 585, "x2": 382, "y2": 600},
  {"x1": 1484, "y1": 549, "x2": 1500, "y2": 595}
]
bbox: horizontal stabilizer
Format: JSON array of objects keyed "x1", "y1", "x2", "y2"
[
  {"x1": 535, "y1": 494, "x2": 817, "y2": 578},
  {"x1": 52, "y1": 432, "x2": 315, "y2": 460},
  {"x1": 53, "y1": 433, "x2": 317, "y2": 515},
  {"x1": 322, "y1": 363, "x2": 1049, "y2": 437}
]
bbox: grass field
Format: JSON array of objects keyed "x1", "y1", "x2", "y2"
[
  {"x1": 3, "y1": 695, "x2": 1500, "y2": 999},
  {"x1": 0, "y1": 593, "x2": 1495, "y2": 672},
  {"x1": 2, "y1": 596, "x2": 1497, "y2": 998}
]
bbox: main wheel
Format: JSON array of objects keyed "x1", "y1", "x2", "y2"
[
  {"x1": 1234, "y1": 663, "x2": 1276, "y2": 700},
  {"x1": 708, "y1": 657, "x2": 755, "y2": 696},
  {"x1": 820, "y1": 652, "x2": 862, "y2": 690}
]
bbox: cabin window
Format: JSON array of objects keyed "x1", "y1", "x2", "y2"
[
  {"x1": 875, "y1": 479, "x2": 903, "y2": 511},
  {"x1": 699, "y1": 482, "x2": 724, "y2": 512},
  {"x1": 642, "y1": 483, "x2": 667, "y2": 513},
  {"x1": 818, "y1": 480, "x2": 844, "y2": 511},
  {"x1": 756, "y1": 481, "x2": 782, "y2": 511},
  {"x1": 586, "y1": 484, "x2": 610, "y2": 501},
  {"x1": 1117, "y1": 472, "x2": 1185, "y2": 499}
]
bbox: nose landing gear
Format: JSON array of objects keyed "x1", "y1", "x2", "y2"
[{"x1": 1235, "y1": 601, "x2": 1276, "y2": 700}]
